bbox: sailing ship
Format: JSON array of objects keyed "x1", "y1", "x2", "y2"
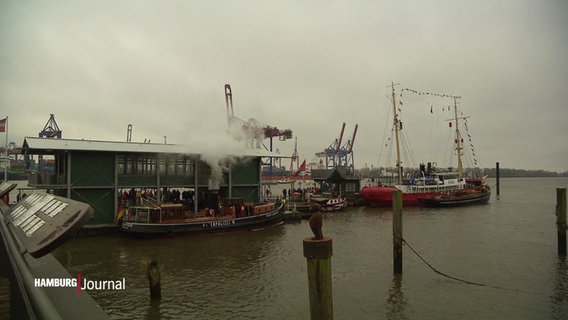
[{"x1": 360, "y1": 83, "x2": 486, "y2": 206}]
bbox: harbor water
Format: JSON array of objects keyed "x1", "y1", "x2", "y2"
[{"x1": 44, "y1": 177, "x2": 567, "y2": 319}]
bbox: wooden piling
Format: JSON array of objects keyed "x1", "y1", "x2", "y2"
[
  {"x1": 147, "y1": 260, "x2": 162, "y2": 300},
  {"x1": 304, "y1": 212, "x2": 333, "y2": 319},
  {"x1": 392, "y1": 190, "x2": 403, "y2": 274},
  {"x1": 557, "y1": 188, "x2": 567, "y2": 256},
  {"x1": 496, "y1": 162, "x2": 500, "y2": 197}
]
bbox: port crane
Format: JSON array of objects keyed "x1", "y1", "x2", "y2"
[
  {"x1": 39, "y1": 114, "x2": 62, "y2": 139},
  {"x1": 224, "y1": 84, "x2": 293, "y2": 175},
  {"x1": 316, "y1": 122, "x2": 358, "y2": 173},
  {"x1": 35, "y1": 114, "x2": 62, "y2": 173},
  {"x1": 289, "y1": 137, "x2": 299, "y2": 172}
]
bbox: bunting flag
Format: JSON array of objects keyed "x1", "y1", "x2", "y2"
[
  {"x1": 115, "y1": 204, "x2": 125, "y2": 223},
  {"x1": 398, "y1": 88, "x2": 460, "y2": 115},
  {"x1": 462, "y1": 118, "x2": 479, "y2": 167},
  {"x1": 401, "y1": 88, "x2": 461, "y2": 99},
  {"x1": 0, "y1": 117, "x2": 6, "y2": 133}
]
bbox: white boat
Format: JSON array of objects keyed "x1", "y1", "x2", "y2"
[{"x1": 309, "y1": 196, "x2": 347, "y2": 212}]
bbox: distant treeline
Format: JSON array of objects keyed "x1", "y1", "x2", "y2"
[
  {"x1": 476, "y1": 168, "x2": 568, "y2": 178},
  {"x1": 356, "y1": 167, "x2": 568, "y2": 178}
]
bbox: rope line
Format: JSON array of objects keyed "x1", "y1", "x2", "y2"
[{"x1": 402, "y1": 238, "x2": 526, "y2": 292}]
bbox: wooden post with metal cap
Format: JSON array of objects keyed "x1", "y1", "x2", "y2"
[
  {"x1": 392, "y1": 190, "x2": 403, "y2": 274},
  {"x1": 303, "y1": 211, "x2": 333, "y2": 319},
  {"x1": 557, "y1": 188, "x2": 567, "y2": 256}
]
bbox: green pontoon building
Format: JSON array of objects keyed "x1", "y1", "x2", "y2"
[{"x1": 21, "y1": 137, "x2": 277, "y2": 225}]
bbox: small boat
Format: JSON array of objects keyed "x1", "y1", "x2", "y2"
[
  {"x1": 284, "y1": 191, "x2": 319, "y2": 214},
  {"x1": 418, "y1": 185, "x2": 491, "y2": 207},
  {"x1": 121, "y1": 197, "x2": 284, "y2": 236},
  {"x1": 309, "y1": 196, "x2": 347, "y2": 212}
]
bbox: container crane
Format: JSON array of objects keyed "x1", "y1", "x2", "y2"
[
  {"x1": 38, "y1": 114, "x2": 62, "y2": 139},
  {"x1": 225, "y1": 84, "x2": 292, "y2": 148},
  {"x1": 36, "y1": 114, "x2": 62, "y2": 174},
  {"x1": 224, "y1": 84, "x2": 293, "y2": 176},
  {"x1": 289, "y1": 137, "x2": 299, "y2": 172},
  {"x1": 317, "y1": 123, "x2": 357, "y2": 173}
]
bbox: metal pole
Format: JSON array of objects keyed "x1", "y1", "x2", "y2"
[{"x1": 3, "y1": 116, "x2": 8, "y2": 182}]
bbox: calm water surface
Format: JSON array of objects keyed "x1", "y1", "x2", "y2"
[{"x1": 51, "y1": 178, "x2": 568, "y2": 319}]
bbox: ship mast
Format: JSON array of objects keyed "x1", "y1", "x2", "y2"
[
  {"x1": 451, "y1": 96, "x2": 468, "y2": 179},
  {"x1": 390, "y1": 82, "x2": 403, "y2": 184}
]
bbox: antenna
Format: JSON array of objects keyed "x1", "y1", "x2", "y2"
[{"x1": 127, "y1": 124, "x2": 132, "y2": 142}]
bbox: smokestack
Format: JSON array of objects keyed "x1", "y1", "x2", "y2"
[{"x1": 208, "y1": 189, "x2": 220, "y2": 215}]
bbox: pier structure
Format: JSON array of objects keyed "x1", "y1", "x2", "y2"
[{"x1": 20, "y1": 136, "x2": 282, "y2": 225}]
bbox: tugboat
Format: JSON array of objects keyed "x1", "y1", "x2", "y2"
[{"x1": 121, "y1": 193, "x2": 284, "y2": 236}]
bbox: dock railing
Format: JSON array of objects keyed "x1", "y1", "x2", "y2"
[{"x1": 0, "y1": 191, "x2": 109, "y2": 319}]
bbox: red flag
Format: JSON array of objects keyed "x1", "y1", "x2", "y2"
[
  {"x1": 0, "y1": 118, "x2": 6, "y2": 133},
  {"x1": 299, "y1": 159, "x2": 306, "y2": 172},
  {"x1": 293, "y1": 160, "x2": 307, "y2": 177}
]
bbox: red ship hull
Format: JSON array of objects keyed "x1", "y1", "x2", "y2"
[{"x1": 359, "y1": 186, "x2": 442, "y2": 206}]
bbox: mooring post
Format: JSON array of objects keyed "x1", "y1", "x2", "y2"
[
  {"x1": 147, "y1": 260, "x2": 162, "y2": 300},
  {"x1": 303, "y1": 212, "x2": 333, "y2": 320},
  {"x1": 496, "y1": 162, "x2": 500, "y2": 197},
  {"x1": 392, "y1": 190, "x2": 403, "y2": 274},
  {"x1": 557, "y1": 188, "x2": 567, "y2": 256}
]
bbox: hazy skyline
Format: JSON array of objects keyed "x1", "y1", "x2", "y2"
[{"x1": 1, "y1": 1, "x2": 567, "y2": 172}]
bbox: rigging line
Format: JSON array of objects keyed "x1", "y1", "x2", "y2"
[
  {"x1": 444, "y1": 127, "x2": 454, "y2": 168},
  {"x1": 401, "y1": 238, "x2": 540, "y2": 295},
  {"x1": 378, "y1": 102, "x2": 393, "y2": 167},
  {"x1": 400, "y1": 129, "x2": 416, "y2": 169}
]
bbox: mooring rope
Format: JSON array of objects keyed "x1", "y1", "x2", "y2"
[
  {"x1": 402, "y1": 238, "x2": 490, "y2": 287},
  {"x1": 401, "y1": 237, "x2": 531, "y2": 293}
]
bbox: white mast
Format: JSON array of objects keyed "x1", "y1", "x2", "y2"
[
  {"x1": 450, "y1": 97, "x2": 469, "y2": 179},
  {"x1": 390, "y1": 83, "x2": 403, "y2": 185}
]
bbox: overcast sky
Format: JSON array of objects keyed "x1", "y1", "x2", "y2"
[{"x1": 1, "y1": 1, "x2": 567, "y2": 172}]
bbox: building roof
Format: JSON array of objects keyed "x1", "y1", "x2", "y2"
[
  {"x1": 311, "y1": 167, "x2": 359, "y2": 182},
  {"x1": 22, "y1": 136, "x2": 284, "y2": 158}
]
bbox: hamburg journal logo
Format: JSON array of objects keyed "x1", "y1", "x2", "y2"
[{"x1": 34, "y1": 274, "x2": 126, "y2": 293}]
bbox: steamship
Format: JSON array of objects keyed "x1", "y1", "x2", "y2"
[{"x1": 121, "y1": 195, "x2": 284, "y2": 236}]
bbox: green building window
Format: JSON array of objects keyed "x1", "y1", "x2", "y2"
[{"x1": 119, "y1": 155, "x2": 157, "y2": 176}]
